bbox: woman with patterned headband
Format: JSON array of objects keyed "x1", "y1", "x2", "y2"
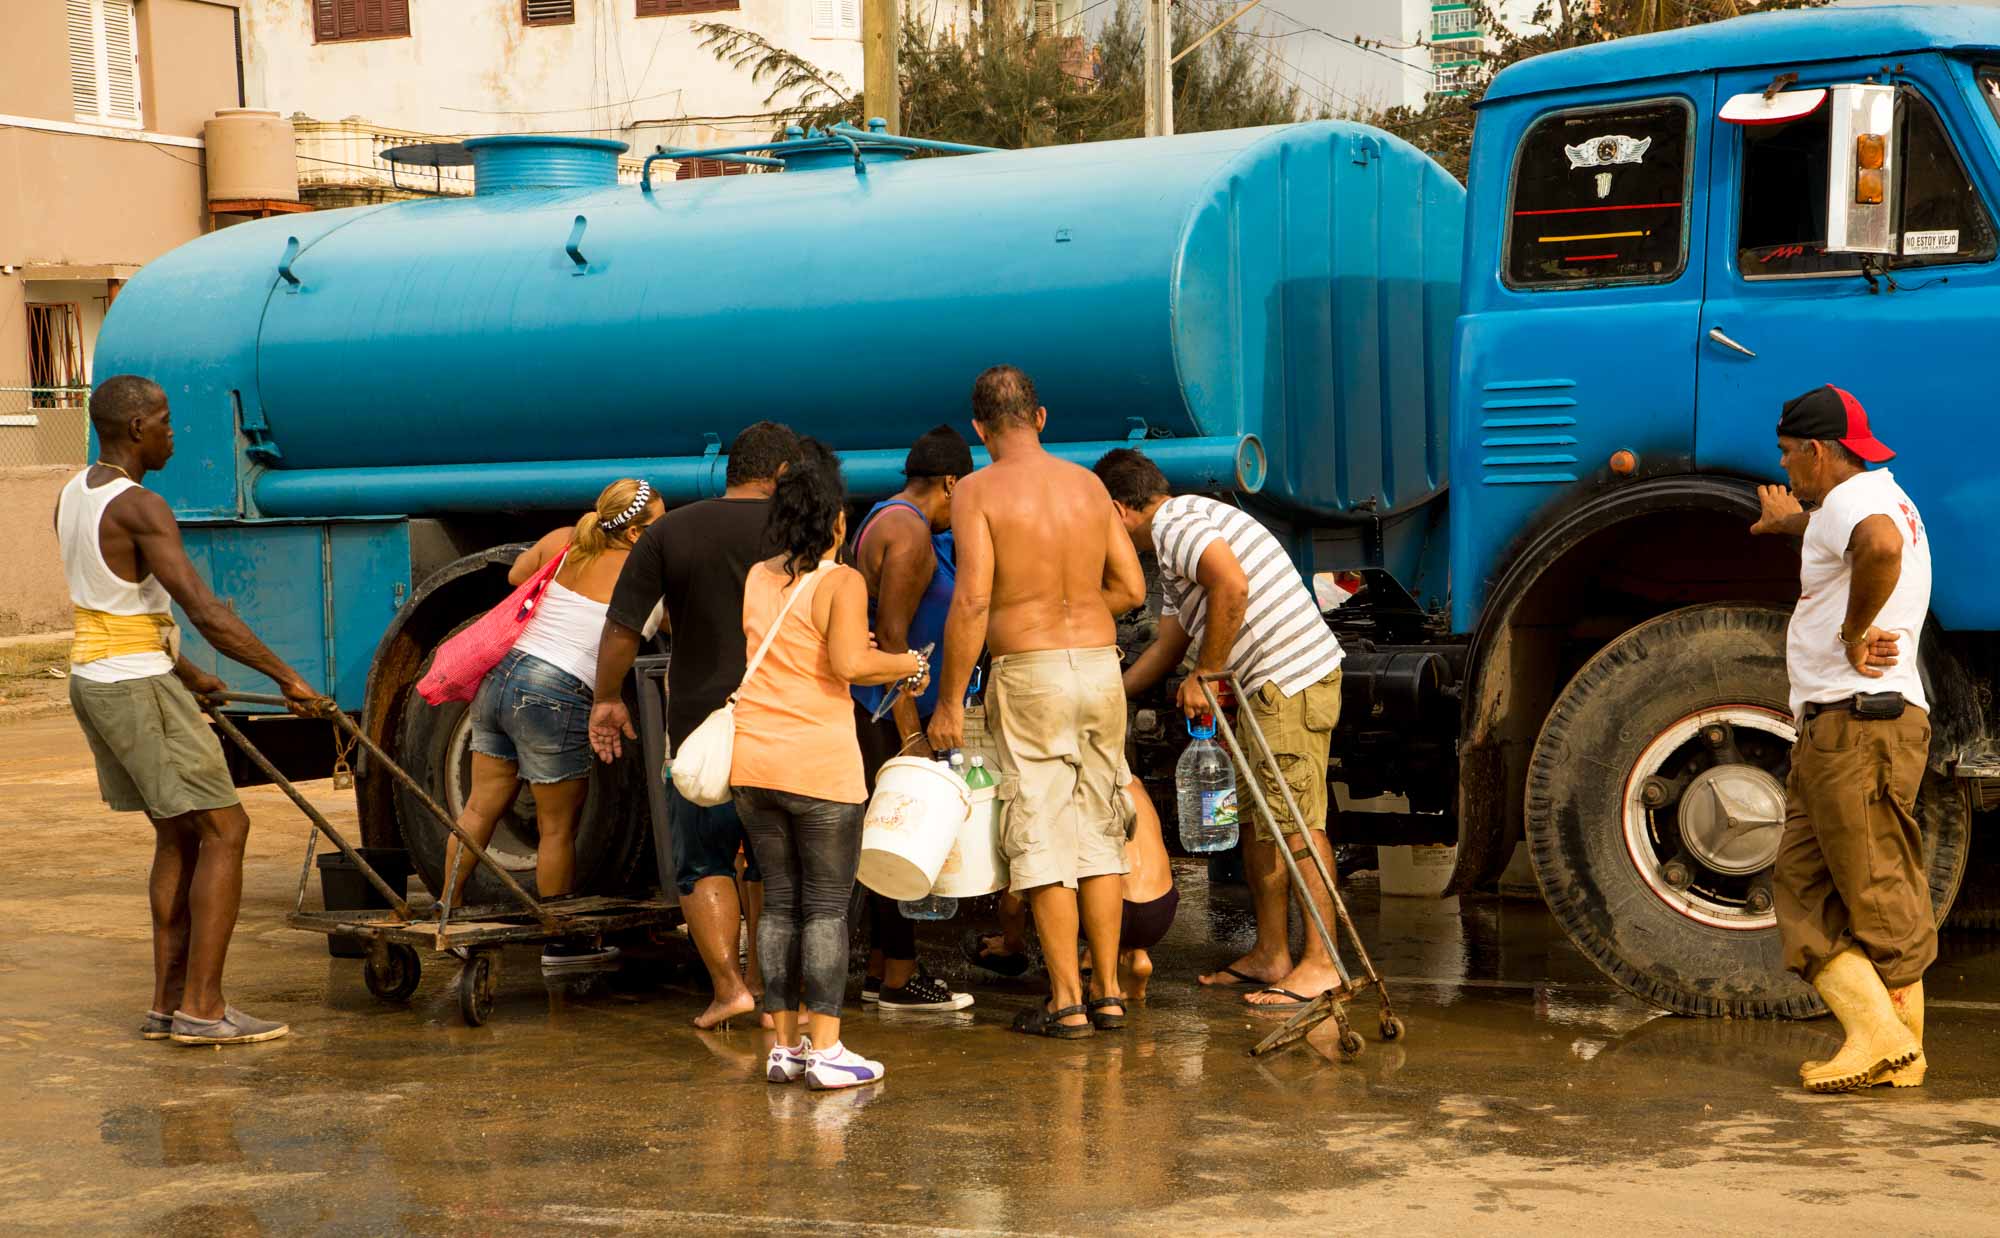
[{"x1": 445, "y1": 477, "x2": 664, "y2": 970}]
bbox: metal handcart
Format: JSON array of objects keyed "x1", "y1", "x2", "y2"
[
  {"x1": 1195, "y1": 672, "x2": 1406, "y2": 1060},
  {"x1": 206, "y1": 692, "x2": 682, "y2": 1026}
]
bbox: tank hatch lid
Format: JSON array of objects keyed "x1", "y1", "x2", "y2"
[{"x1": 459, "y1": 134, "x2": 630, "y2": 195}]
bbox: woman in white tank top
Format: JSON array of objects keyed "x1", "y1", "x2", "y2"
[{"x1": 445, "y1": 478, "x2": 664, "y2": 967}]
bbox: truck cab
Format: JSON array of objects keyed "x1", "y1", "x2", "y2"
[{"x1": 1446, "y1": 7, "x2": 2000, "y2": 1015}]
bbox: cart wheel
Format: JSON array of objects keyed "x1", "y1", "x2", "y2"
[
  {"x1": 1338, "y1": 1030, "x2": 1366, "y2": 1060},
  {"x1": 364, "y1": 944, "x2": 421, "y2": 1003},
  {"x1": 1379, "y1": 1014, "x2": 1406, "y2": 1042},
  {"x1": 457, "y1": 951, "x2": 497, "y2": 1027}
]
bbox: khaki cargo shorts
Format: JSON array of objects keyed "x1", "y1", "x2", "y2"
[
  {"x1": 988, "y1": 645, "x2": 1129, "y2": 892},
  {"x1": 70, "y1": 672, "x2": 239, "y2": 818},
  {"x1": 1236, "y1": 669, "x2": 1340, "y2": 838}
]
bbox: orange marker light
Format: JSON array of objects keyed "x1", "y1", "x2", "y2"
[{"x1": 1609, "y1": 450, "x2": 1637, "y2": 476}]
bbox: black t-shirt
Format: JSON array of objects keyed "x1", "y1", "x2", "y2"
[{"x1": 607, "y1": 497, "x2": 774, "y2": 749}]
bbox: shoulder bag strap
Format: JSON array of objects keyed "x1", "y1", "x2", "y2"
[{"x1": 731, "y1": 565, "x2": 822, "y2": 702}]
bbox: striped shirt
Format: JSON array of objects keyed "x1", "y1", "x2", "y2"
[{"x1": 1152, "y1": 494, "x2": 1343, "y2": 696}]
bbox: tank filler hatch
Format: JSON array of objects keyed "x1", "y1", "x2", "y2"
[{"x1": 638, "y1": 120, "x2": 1000, "y2": 191}]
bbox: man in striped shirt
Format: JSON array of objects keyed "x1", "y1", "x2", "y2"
[{"x1": 1096, "y1": 449, "x2": 1346, "y2": 1009}]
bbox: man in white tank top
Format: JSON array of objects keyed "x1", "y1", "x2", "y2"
[{"x1": 58, "y1": 376, "x2": 323, "y2": 1047}]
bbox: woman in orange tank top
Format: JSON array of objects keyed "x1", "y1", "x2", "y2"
[{"x1": 733, "y1": 439, "x2": 925, "y2": 1092}]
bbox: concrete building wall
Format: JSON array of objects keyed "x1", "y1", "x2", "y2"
[
  {"x1": 242, "y1": 0, "x2": 866, "y2": 154},
  {"x1": 0, "y1": 467, "x2": 75, "y2": 637}
]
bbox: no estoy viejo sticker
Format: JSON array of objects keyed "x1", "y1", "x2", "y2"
[{"x1": 1903, "y1": 229, "x2": 1959, "y2": 255}]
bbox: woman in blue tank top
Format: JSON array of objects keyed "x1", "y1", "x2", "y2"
[{"x1": 849, "y1": 425, "x2": 978, "y2": 1011}]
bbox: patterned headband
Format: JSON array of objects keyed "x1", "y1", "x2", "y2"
[{"x1": 601, "y1": 481, "x2": 654, "y2": 532}]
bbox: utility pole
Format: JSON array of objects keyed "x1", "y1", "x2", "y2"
[
  {"x1": 864, "y1": 0, "x2": 900, "y2": 134},
  {"x1": 1144, "y1": 0, "x2": 1173, "y2": 137}
]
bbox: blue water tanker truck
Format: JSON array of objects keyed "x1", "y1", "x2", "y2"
[{"x1": 94, "y1": 5, "x2": 2000, "y2": 1016}]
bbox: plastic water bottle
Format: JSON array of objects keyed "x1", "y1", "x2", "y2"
[
  {"x1": 964, "y1": 755, "x2": 995, "y2": 790},
  {"x1": 898, "y1": 892, "x2": 959, "y2": 920},
  {"x1": 1177, "y1": 715, "x2": 1238, "y2": 852},
  {"x1": 948, "y1": 751, "x2": 966, "y2": 779}
]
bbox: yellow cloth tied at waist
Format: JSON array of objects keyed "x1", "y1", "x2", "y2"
[{"x1": 72, "y1": 607, "x2": 179, "y2": 664}]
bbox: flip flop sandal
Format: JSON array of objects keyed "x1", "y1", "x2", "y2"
[
  {"x1": 963, "y1": 929, "x2": 1032, "y2": 978},
  {"x1": 1199, "y1": 965, "x2": 1267, "y2": 988},
  {"x1": 1244, "y1": 987, "x2": 1316, "y2": 1010},
  {"x1": 1087, "y1": 996, "x2": 1127, "y2": 1030},
  {"x1": 1012, "y1": 1001, "x2": 1094, "y2": 1039}
]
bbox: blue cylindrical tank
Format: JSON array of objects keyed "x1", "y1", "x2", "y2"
[{"x1": 96, "y1": 123, "x2": 1462, "y2": 522}]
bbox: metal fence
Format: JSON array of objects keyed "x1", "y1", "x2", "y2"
[{"x1": 0, "y1": 387, "x2": 90, "y2": 469}]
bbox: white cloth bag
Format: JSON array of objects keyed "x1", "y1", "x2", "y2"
[{"x1": 670, "y1": 565, "x2": 822, "y2": 807}]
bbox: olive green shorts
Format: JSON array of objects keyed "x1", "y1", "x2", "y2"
[{"x1": 69, "y1": 672, "x2": 239, "y2": 818}]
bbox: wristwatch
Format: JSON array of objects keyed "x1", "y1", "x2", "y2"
[{"x1": 1838, "y1": 625, "x2": 1868, "y2": 647}]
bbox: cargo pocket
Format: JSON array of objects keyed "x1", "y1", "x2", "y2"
[
  {"x1": 995, "y1": 774, "x2": 1027, "y2": 863},
  {"x1": 1305, "y1": 671, "x2": 1342, "y2": 734}
]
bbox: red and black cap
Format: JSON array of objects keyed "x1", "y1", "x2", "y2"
[{"x1": 1777, "y1": 385, "x2": 1894, "y2": 463}]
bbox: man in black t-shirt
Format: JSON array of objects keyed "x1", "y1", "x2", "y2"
[{"x1": 591, "y1": 421, "x2": 797, "y2": 1030}]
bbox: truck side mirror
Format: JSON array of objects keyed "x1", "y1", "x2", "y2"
[{"x1": 1825, "y1": 83, "x2": 1897, "y2": 255}]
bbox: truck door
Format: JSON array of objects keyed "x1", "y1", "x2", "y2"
[{"x1": 1696, "y1": 62, "x2": 2000, "y2": 630}]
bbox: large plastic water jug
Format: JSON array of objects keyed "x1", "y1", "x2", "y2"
[{"x1": 1176, "y1": 716, "x2": 1238, "y2": 852}]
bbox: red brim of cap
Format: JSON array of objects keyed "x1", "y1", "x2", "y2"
[{"x1": 1843, "y1": 433, "x2": 1895, "y2": 463}]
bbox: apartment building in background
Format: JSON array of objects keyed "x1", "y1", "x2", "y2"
[{"x1": 0, "y1": 0, "x2": 244, "y2": 460}]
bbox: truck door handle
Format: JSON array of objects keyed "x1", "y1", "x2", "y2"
[{"x1": 1708, "y1": 327, "x2": 1757, "y2": 358}]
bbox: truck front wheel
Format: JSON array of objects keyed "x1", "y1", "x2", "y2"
[{"x1": 1525, "y1": 603, "x2": 1967, "y2": 1018}]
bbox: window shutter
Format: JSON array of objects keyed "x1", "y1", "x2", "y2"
[
  {"x1": 840, "y1": 0, "x2": 859, "y2": 35},
  {"x1": 314, "y1": 0, "x2": 337, "y2": 40},
  {"x1": 811, "y1": 0, "x2": 836, "y2": 36},
  {"x1": 1032, "y1": 0, "x2": 1056, "y2": 31},
  {"x1": 525, "y1": 0, "x2": 575, "y2": 23},
  {"x1": 66, "y1": 0, "x2": 101, "y2": 120},
  {"x1": 383, "y1": 0, "x2": 409, "y2": 34},
  {"x1": 101, "y1": 1, "x2": 140, "y2": 125},
  {"x1": 637, "y1": 0, "x2": 670, "y2": 14},
  {"x1": 336, "y1": 0, "x2": 361, "y2": 37}
]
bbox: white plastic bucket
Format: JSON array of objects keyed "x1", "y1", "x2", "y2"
[
  {"x1": 858, "y1": 756, "x2": 972, "y2": 900},
  {"x1": 1377, "y1": 843, "x2": 1457, "y2": 897},
  {"x1": 932, "y1": 784, "x2": 1006, "y2": 897}
]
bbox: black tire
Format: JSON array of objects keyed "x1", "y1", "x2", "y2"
[
  {"x1": 1945, "y1": 838, "x2": 2000, "y2": 932},
  {"x1": 363, "y1": 944, "x2": 421, "y2": 1002},
  {"x1": 394, "y1": 627, "x2": 648, "y2": 905},
  {"x1": 1526, "y1": 603, "x2": 1967, "y2": 1019}
]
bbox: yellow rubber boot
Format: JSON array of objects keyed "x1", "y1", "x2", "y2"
[
  {"x1": 1798, "y1": 949, "x2": 1921, "y2": 1094},
  {"x1": 1800, "y1": 977, "x2": 1926, "y2": 1088},
  {"x1": 1881, "y1": 981, "x2": 1926, "y2": 1087}
]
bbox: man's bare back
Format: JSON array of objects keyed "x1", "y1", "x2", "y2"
[{"x1": 959, "y1": 452, "x2": 1126, "y2": 656}]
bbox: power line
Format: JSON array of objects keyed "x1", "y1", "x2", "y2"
[{"x1": 1261, "y1": 2, "x2": 1435, "y2": 78}]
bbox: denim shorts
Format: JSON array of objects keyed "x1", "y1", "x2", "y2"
[
  {"x1": 468, "y1": 650, "x2": 594, "y2": 785},
  {"x1": 666, "y1": 781, "x2": 761, "y2": 895}
]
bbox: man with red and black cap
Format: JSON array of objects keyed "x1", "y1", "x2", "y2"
[{"x1": 1751, "y1": 383, "x2": 1934, "y2": 1093}]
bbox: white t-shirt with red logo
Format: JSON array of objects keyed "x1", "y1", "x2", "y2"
[{"x1": 1786, "y1": 468, "x2": 1932, "y2": 720}]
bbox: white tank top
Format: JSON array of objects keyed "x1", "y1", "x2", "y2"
[
  {"x1": 57, "y1": 469, "x2": 176, "y2": 683},
  {"x1": 511, "y1": 578, "x2": 609, "y2": 689}
]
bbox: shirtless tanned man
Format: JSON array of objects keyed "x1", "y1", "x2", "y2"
[
  {"x1": 59, "y1": 376, "x2": 324, "y2": 1047},
  {"x1": 927, "y1": 366, "x2": 1148, "y2": 1039}
]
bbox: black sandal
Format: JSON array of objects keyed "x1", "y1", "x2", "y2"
[
  {"x1": 1012, "y1": 1000, "x2": 1094, "y2": 1039},
  {"x1": 1087, "y1": 995, "x2": 1127, "y2": 1030}
]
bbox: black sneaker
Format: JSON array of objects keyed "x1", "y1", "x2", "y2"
[
  {"x1": 541, "y1": 941, "x2": 620, "y2": 971},
  {"x1": 878, "y1": 969, "x2": 974, "y2": 1012},
  {"x1": 862, "y1": 975, "x2": 883, "y2": 1004}
]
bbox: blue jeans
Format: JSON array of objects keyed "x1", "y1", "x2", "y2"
[
  {"x1": 468, "y1": 651, "x2": 593, "y2": 784},
  {"x1": 733, "y1": 786, "x2": 865, "y2": 1018}
]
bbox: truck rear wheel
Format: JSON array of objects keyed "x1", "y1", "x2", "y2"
[
  {"x1": 393, "y1": 650, "x2": 647, "y2": 905},
  {"x1": 1525, "y1": 603, "x2": 1967, "y2": 1018}
]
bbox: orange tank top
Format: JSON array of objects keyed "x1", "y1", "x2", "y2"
[{"x1": 731, "y1": 561, "x2": 867, "y2": 804}]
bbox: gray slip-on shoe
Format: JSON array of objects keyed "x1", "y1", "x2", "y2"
[
  {"x1": 141, "y1": 1011, "x2": 173, "y2": 1041},
  {"x1": 169, "y1": 1006, "x2": 290, "y2": 1046}
]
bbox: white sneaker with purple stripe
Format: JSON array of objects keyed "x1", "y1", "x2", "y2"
[
  {"x1": 767, "y1": 1036, "x2": 812, "y2": 1084},
  {"x1": 805, "y1": 1041, "x2": 885, "y2": 1091}
]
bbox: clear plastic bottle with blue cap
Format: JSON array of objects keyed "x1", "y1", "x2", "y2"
[{"x1": 1176, "y1": 714, "x2": 1238, "y2": 852}]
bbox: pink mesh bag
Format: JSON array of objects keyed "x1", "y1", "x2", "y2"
[{"x1": 416, "y1": 548, "x2": 569, "y2": 706}]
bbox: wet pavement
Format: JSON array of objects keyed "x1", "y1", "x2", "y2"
[{"x1": 5, "y1": 710, "x2": 2000, "y2": 1235}]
